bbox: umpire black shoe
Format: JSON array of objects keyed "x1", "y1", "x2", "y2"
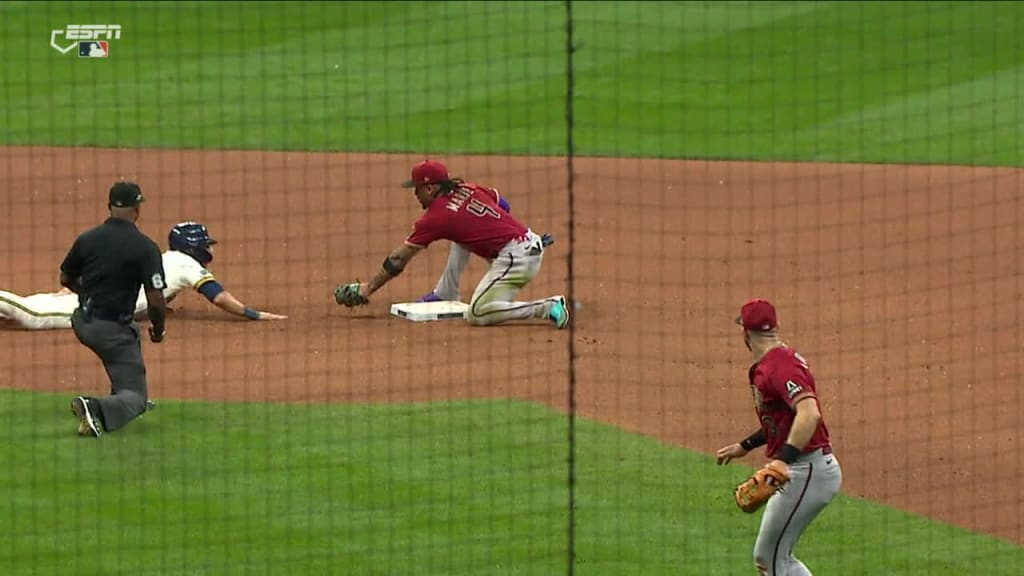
[{"x1": 70, "y1": 397, "x2": 103, "y2": 438}]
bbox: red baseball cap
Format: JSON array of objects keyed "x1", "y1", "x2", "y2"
[
  {"x1": 736, "y1": 299, "x2": 778, "y2": 331},
  {"x1": 401, "y1": 160, "x2": 451, "y2": 188}
]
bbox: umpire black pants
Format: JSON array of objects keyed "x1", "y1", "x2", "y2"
[{"x1": 71, "y1": 308, "x2": 149, "y2": 432}]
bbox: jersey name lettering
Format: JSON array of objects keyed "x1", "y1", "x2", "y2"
[{"x1": 445, "y1": 187, "x2": 473, "y2": 213}]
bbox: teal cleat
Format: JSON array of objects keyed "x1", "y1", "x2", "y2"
[{"x1": 549, "y1": 296, "x2": 570, "y2": 329}]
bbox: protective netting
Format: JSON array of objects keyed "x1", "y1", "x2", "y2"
[{"x1": 1, "y1": 2, "x2": 1021, "y2": 575}]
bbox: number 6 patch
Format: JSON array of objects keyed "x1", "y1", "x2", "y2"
[{"x1": 151, "y1": 273, "x2": 165, "y2": 289}]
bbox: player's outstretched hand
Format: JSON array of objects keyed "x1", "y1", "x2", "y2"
[
  {"x1": 258, "y1": 311, "x2": 288, "y2": 320},
  {"x1": 715, "y1": 443, "x2": 748, "y2": 465}
]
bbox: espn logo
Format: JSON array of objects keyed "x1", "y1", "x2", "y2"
[{"x1": 50, "y1": 24, "x2": 121, "y2": 56}]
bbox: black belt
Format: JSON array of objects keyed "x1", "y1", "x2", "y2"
[{"x1": 79, "y1": 305, "x2": 133, "y2": 324}]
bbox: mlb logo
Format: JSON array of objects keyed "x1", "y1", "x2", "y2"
[{"x1": 79, "y1": 41, "x2": 108, "y2": 58}]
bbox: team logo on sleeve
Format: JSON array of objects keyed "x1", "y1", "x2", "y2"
[
  {"x1": 750, "y1": 386, "x2": 765, "y2": 411},
  {"x1": 785, "y1": 380, "x2": 803, "y2": 399}
]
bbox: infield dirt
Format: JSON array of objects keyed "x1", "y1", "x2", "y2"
[{"x1": 2, "y1": 146, "x2": 1021, "y2": 544}]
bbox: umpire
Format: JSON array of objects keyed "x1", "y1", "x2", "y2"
[{"x1": 60, "y1": 181, "x2": 167, "y2": 438}]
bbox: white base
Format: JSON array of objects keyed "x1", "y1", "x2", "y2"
[{"x1": 390, "y1": 300, "x2": 469, "y2": 322}]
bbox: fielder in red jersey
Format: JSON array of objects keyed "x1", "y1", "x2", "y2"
[
  {"x1": 747, "y1": 345, "x2": 833, "y2": 459},
  {"x1": 412, "y1": 184, "x2": 554, "y2": 304},
  {"x1": 336, "y1": 160, "x2": 569, "y2": 328},
  {"x1": 405, "y1": 180, "x2": 528, "y2": 260},
  {"x1": 716, "y1": 299, "x2": 842, "y2": 576}
]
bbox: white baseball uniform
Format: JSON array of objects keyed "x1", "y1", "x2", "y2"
[{"x1": 0, "y1": 250, "x2": 216, "y2": 330}]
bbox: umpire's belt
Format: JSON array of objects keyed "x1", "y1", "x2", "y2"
[{"x1": 79, "y1": 305, "x2": 133, "y2": 324}]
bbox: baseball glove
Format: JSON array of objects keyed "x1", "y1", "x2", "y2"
[
  {"x1": 334, "y1": 282, "x2": 369, "y2": 308},
  {"x1": 734, "y1": 461, "x2": 790, "y2": 514}
]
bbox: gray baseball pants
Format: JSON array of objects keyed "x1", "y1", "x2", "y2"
[
  {"x1": 753, "y1": 448, "x2": 843, "y2": 575},
  {"x1": 71, "y1": 308, "x2": 149, "y2": 432}
]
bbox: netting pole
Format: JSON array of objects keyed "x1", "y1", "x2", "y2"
[{"x1": 565, "y1": 1, "x2": 578, "y2": 575}]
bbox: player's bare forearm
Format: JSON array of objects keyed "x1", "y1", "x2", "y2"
[
  {"x1": 785, "y1": 397, "x2": 821, "y2": 450},
  {"x1": 366, "y1": 244, "x2": 422, "y2": 295},
  {"x1": 366, "y1": 267, "x2": 394, "y2": 295},
  {"x1": 213, "y1": 290, "x2": 248, "y2": 316},
  {"x1": 213, "y1": 290, "x2": 286, "y2": 320}
]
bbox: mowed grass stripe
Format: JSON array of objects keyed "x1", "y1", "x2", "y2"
[
  {"x1": 0, "y1": 389, "x2": 1020, "y2": 575},
  {"x1": 2, "y1": 2, "x2": 1022, "y2": 164}
]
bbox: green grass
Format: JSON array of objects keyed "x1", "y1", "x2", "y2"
[
  {"x1": 2, "y1": 1, "x2": 1023, "y2": 164},
  {"x1": 1, "y1": 389, "x2": 1020, "y2": 575}
]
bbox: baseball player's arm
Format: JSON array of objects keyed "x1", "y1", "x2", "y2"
[
  {"x1": 770, "y1": 367, "x2": 820, "y2": 464},
  {"x1": 213, "y1": 289, "x2": 287, "y2": 320},
  {"x1": 190, "y1": 277, "x2": 287, "y2": 321},
  {"x1": 716, "y1": 429, "x2": 765, "y2": 465},
  {"x1": 778, "y1": 396, "x2": 821, "y2": 455},
  {"x1": 363, "y1": 243, "x2": 424, "y2": 297}
]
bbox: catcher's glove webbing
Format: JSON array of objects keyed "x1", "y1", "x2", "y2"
[
  {"x1": 734, "y1": 461, "x2": 790, "y2": 513},
  {"x1": 334, "y1": 282, "x2": 368, "y2": 308}
]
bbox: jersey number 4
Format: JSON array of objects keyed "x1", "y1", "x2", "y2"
[{"x1": 467, "y1": 198, "x2": 501, "y2": 219}]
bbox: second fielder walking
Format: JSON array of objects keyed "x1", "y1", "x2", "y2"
[{"x1": 716, "y1": 299, "x2": 842, "y2": 575}]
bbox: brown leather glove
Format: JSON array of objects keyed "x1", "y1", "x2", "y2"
[{"x1": 734, "y1": 460, "x2": 790, "y2": 513}]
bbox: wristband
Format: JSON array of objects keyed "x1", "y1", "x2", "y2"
[
  {"x1": 740, "y1": 430, "x2": 766, "y2": 452},
  {"x1": 382, "y1": 256, "x2": 404, "y2": 277},
  {"x1": 242, "y1": 307, "x2": 260, "y2": 320},
  {"x1": 777, "y1": 443, "x2": 801, "y2": 464}
]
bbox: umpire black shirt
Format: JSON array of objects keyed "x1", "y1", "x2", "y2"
[{"x1": 60, "y1": 217, "x2": 165, "y2": 318}]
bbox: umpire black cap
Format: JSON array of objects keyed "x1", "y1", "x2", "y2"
[{"x1": 108, "y1": 181, "x2": 144, "y2": 208}]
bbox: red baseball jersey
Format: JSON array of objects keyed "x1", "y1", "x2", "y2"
[
  {"x1": 405, "y1": 182, "x2": 527, "y2": 259},
  {"x1": 748, "y1": 346, "x2": 832, "y2": 458}
]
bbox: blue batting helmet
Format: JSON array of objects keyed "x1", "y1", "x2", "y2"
[{"x1": 169, "y1": 221, "x2": 217, "y2": 265}]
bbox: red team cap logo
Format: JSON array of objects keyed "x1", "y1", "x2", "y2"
[
  {"x1": 736, "y1": 298, "x2": 778, "y2": 331},
  {"x1": 401, "y1": 160, "x2": 450, "y2": 188}
]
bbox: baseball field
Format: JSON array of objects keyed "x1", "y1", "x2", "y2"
[{"x1": 2, "y1": 1, "x2": 1023, "y2": 574}]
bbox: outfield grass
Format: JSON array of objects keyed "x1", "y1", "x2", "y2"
[
  {"x1": 2, "y1": 1, "x2": 1022, "y2": 164},
  {"x1": 0, "y1": 390, "x2": 1020, "y2": 576}
]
